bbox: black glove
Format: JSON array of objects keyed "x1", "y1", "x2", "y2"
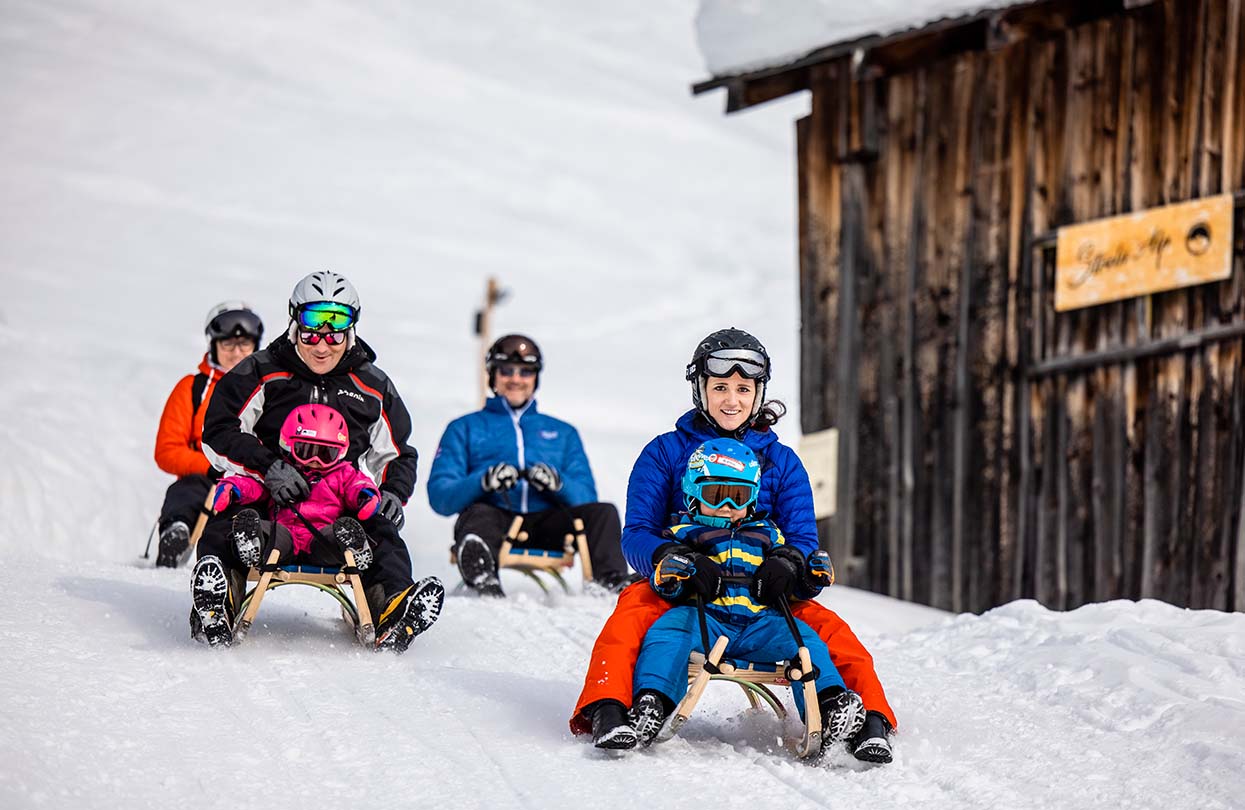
[
  {"x1": 651, "y1": 542, "x2": 722, "y2": 601},
  {"x1": 376, "y1": 490, "x2": 405, "y2": 530},
  {"x1": 265, "y1": 459, "x2": 310, "y2": 506},
  {"x1": 525, "y1": 462, "x2": 562, "y2": 493},
  {"x1": 751, "y1": 545, "x2": 804, "y2": 605},
  {"x1": 481, "y1": 462, "x2": 520, "y2": 493}
]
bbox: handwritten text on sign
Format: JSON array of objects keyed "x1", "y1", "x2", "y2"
[{"x1": 1055, "y1": 194, "x2": 1233, "y2": 311}]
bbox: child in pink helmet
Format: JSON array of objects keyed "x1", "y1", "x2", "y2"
[{"x1": 210, "y1": 403, "x2": 382, "y2": 569}]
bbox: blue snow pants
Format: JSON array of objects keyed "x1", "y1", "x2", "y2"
[{"x1": 633, "y1": 606, "x2": 846, "y2": 720}]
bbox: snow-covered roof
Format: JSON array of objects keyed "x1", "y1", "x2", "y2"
[{"x1": 695, "y1": 0, "x2": 1035, "y2": 78}]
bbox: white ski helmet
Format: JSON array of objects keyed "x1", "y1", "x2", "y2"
[{"x1": 288, "y1": 271, "x2": 361, "y2": 320}]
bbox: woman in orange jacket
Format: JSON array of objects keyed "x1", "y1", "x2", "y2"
[
  {"x1": 153, "y1": 301, "x2": 262, "y2": 567},
  {"x1": 571, "y1": 328, "x2": 896, "y2": 763}
]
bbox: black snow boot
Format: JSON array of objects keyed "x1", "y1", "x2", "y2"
[
  {"x1": 590, "y1": 700, "x2": 637, "y2": 750},
  {"x1": 817, "y1": 686, "x2": 866, "y2": 744},
  {"x1": 375, "y1": 577, "x2": 445, "y2": 653},
  {"x1": 332, "y1": 516, "x2": 372, "y2": 571},
  {"x1": 190, "y1": 555, "x2": 234, "y2": 647},
  {"x1": 850, "y1": 710, "x2": 894, "y2": 764},
  {"x1": 456, "y1": 533, "x2": 504, "y2": 597},
  {"x1": 630, "y1": 689, "x2": 671, "y2": 747},
  {"x1": 231, "y1": 508, "x2": 264, "y2": 569},
  {"x1": 157, "y1": 521, "x2": 191, "y2": 568}
]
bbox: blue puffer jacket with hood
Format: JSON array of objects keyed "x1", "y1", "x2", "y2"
[{"x1": 622, "y1": 409, "x2": 818, "y2": 576}]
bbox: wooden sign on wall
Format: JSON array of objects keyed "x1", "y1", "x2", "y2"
[
  {"x1": 799, "y1": 428, "x2": 837, "y2": 520},
  {"x1": 1054, "y1": 194, "x2": 1234, "y2": 311}
]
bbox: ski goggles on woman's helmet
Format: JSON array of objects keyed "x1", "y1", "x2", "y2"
[
  {"x1": 298, "y1": 329, "x2": 347, "y2": 346},
  {"x1": 694, "y1": 348, "x2": 769, "y2": 380},
  {"x1": 207, "y1": 309, "x2": 263, "y2": 342},
  {"x1": 291, "y1": 440, "x2": 343, "y2": 468},
  {"x1": 295, "y1": 302, "x2": 357, "y2": 331},
  {"x1": 688, "y1": 478, "x2": 759, "y2": 510}
]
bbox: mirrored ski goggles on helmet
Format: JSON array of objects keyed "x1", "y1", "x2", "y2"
[
  {"x1": 296, "y1": 302, "x2": 357, "y2": 331},
  {"x1": 291, "y1": 440, "x2": 341, "y2": 467},
  {"x1": 689, "y1": 479, "x2": 759, "y2": 510},
  {"x1": 701, "y1": 349, "x2": 768, "y2": 379},
  {"x1": 298, "y1": 329, "x2": 347, "y2": 346}
]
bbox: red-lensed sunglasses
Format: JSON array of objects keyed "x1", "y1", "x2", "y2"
[{"x1": 298, "y1": 329, "x2": 347, "y2": 346}]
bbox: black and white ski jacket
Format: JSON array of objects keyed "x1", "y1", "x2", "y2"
[{"x1": 202, "y1": 334, "x2": 419, "y2": 503}]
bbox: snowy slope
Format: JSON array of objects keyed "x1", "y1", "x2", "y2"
[{"x1": 3, "y1": 3, "x2": 1244, "y2": 809}]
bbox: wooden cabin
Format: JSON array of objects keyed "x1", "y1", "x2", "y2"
[{"x1": 695, "y1": 0, "x2": 1245, "y2": 613}]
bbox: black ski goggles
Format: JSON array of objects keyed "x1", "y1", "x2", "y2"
[
  {"x1": 208, "y1": 310, "x2": 262, "y2": 341},
  {"x1": 688, "y1": 348, "x2": 769, "y2": 381}
]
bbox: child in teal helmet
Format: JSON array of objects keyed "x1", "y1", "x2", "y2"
[{"x1": 622, "y1": 437, "x2": 863, "y2": 753}]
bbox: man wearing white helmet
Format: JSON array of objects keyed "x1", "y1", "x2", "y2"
[
  {"x1": 152, "y1": 301, "x2": 263, "y2": 568},
  {"x1": 193, "y1": 271, "x2": 443, "y2": 652}
]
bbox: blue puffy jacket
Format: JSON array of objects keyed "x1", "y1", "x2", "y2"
[
  {"x1": 622, "y1": 409, "x2": 818, "y2": 576},
  {"x1": 427, "y1": 396, "x2": 597, "y2": 516}
]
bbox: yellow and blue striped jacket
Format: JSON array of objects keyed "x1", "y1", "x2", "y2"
[{"x1": 664, "y1": 514, "x2": 792, "y2": 623}]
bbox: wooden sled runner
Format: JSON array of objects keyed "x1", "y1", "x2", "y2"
[
  {"x1": 654, "y1": 600, "x2": 824, "y2": 760},
  {"x1": 233, "y1": 547, "x2": 375, "y2": 646},
  {"x1": 452, "y1": 515, "x2": 594, "y2": 595}
]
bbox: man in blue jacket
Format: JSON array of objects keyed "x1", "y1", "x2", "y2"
[{"x1": 428, "y1": 334, "x2": 631, "y2": 596}]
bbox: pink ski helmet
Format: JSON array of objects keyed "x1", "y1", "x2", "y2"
[{"x1": 278, "y1": 404, "x2": 350, "y2": 470}]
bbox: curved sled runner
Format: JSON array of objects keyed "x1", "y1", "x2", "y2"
[
  {"x1": 452, "y1": 515, "x2": 593, "y2": 595},
  {"x1": 653, "y1": 633, "x2": 825, "y2": 760},
  {"x1": 234, "y1": 548, "x2": 375, "y2": 646}
]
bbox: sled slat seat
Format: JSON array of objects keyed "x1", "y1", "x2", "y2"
[
  {"x1": 237, "y1": 549, "x2": 374, "y2": 646},
  {"x1": 661, "y1": 635, "x2": 824, "y2": 759},
  {"x1": 246, "y1": 563, "x2": 353, "y2": 586},
  {"x1": 450, "y1": 515, "x2": 592, "y2": 595}
]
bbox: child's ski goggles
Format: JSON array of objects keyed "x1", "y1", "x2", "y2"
[
  {"x1": 298, "y1": 329, "x2": 347, "y2": 346},
  {"x1": 689, "y1": 478, "x2": 758, "y2": 510},
  {"x1": 291, "y1": 440, "x2": 342, "y2": 468},
  {"x1": 295, "y1": 302, "x2": 357, "y2": 331}
]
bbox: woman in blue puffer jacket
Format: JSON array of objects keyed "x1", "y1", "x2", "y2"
[{"x1": 569, "y1": 327, "x2": 897, "y2": 763}]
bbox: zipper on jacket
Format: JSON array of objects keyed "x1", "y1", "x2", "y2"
[{"x1": 508, "y1": 401, "x2": 532, "y2": 512}]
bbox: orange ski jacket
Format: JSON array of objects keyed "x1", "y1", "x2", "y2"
[{"x1": 154, "y1": 355, "x2": 224, "y2": 478}]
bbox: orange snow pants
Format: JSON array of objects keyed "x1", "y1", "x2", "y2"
[{"x1": 569, "y1": 581, "x2": 896, "y2": 735}]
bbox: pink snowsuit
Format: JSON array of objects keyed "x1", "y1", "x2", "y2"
[{"x1": 222, "y1": 464, "x2": 377, "y2": 555}]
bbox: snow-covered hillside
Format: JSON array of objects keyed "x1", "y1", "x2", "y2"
[{"x1": 3, "y1": 3, "x2": 1243, "y2": 809}]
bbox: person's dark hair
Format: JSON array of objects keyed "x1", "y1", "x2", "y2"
[{"x1": 751, "y1": 399, "x2": 787, "y2": 430}]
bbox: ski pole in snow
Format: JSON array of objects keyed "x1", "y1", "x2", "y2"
[{"x1": 141, "y1": 519, "x2": 158, "y2": 559}]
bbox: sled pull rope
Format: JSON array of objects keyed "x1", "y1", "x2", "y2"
[
  {"x1": 777, "y1": 598, "x2": 820, "y2": 683},
  {"x1": 694, "y1": 594, "x2": 722, "y2": 675}
]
